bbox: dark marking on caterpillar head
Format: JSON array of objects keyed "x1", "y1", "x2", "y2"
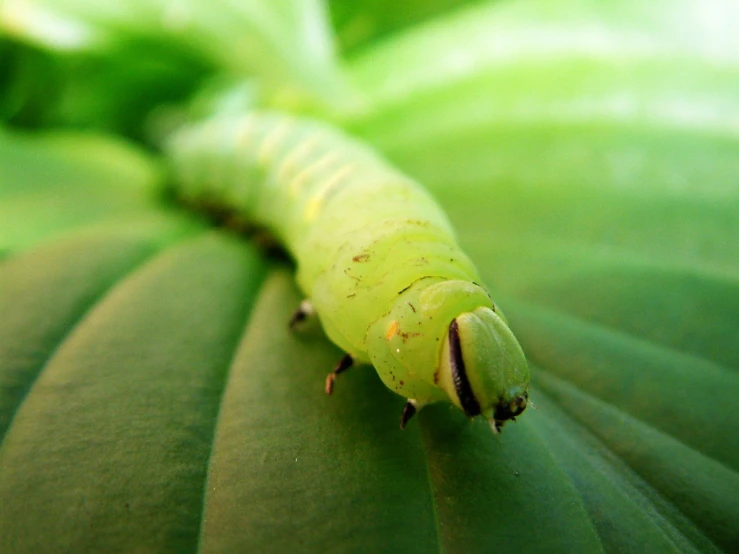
[
  {"x1": 408, "y1": 302, "x2": 416, "y2": 312},
  {"x1": 449, "y1": 319, "x2": 481, "y2": 417}
]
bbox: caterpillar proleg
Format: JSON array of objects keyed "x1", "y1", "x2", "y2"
[{"x1": 166, "y1": 111, "x2": 530, "y2": 432}]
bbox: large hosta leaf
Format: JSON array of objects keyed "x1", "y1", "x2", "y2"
[
  {"x1": 1, "y1": 0, "x2": 739, "y2": 552},
  {"x1": 341, "y1": 1, "x2": 739, "y2": 550}
]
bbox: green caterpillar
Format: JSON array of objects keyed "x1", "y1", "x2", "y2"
[{"x1": 166, "y1": 110, "x2": 529, "y2": 432}]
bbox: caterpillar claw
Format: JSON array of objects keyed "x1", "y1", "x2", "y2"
[
  {"x1": 289, "y1": 299, "x2": 315, "y2": 329},
  {"x1": 324, "y1": 373, "x2": 336, "y2": 395},
  {"x1": 487, "y1": 416, "x2": 502, "y2": 435},
  {"x1": 325, "y1": 353, "x2": 353, "y2": 394},
  {"x1": 400, "y1": 399, "x2": 418, "y2": 430}
]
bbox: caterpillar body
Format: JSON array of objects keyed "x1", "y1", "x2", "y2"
[{"x1": 166, "y1": 111, "x2": 529, "y2": 432}]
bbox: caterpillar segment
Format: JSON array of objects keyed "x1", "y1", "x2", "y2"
[{"x1": 167, "y1": 111, "x2": 530, "y2": 432}]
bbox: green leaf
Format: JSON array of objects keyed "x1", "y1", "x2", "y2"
[
  {"x1": 0, "y1": 38, "x2": 208, "y2": 136},
  {"x1": 0, "y1": 0, "x2": 345, "y2": 107},
  {"x1": 339, "y1": 1, "x2": 739, "y2": 550},
  {"x1": 0, "y1": 126, "x2": 178, "y2": 249},
  {"x1": 0, "y1": 233, "x2": 266, "y2": 552},
  {"x1": 329, "y1": 0, "x2": 487, "y2": 53},
  {"x1": 2, "y1": 0, "x2": 739, "y2": 552},
  {"x1": 0, "y1": 224, "x2": 192, "y2": 442}
]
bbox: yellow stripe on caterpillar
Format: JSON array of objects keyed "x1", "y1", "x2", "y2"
[{"x1": 303, "y1": 163, "x2": 355, "y2": 221}]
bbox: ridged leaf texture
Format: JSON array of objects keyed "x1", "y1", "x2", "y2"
[{"x1": 1, "y1": 0, "x2": 738, "y2": 552}]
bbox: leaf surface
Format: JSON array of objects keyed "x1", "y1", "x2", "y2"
[{"x1": 1, "y1": 1, "x2": 738, "y2": 552}]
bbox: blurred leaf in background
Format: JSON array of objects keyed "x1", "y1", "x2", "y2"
[
  {"x1": 0, "y1": 0, "x2": 345, "y2": 136},
  {"x1": 1, "y1": 0, "x2": 738, "y2": 552},
  {"x1": 329, "y1": 0, "x2": 489, "y2": 53}
]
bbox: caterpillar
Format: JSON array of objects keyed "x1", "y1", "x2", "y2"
[{"x1": 166, "y1": 110, "x2": 529, "y2": 432}]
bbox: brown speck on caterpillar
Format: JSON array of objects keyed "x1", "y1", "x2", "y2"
[
  {"x1": 398, "y1": 329, "x2": 421, "y2": 342},
  {"x1": 344, "y1": 268, "x2": 361, "y2": 282}
]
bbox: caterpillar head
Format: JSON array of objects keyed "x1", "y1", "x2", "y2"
[
  {"x1": 437, "y1": 306, "x2": 529, "y2": 433},
  {"x1": 366, "y1": 279, "x2": 529, "y2": 432}
]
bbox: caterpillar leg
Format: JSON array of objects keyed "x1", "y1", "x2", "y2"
[
  {"x1": 400, "y1": 400, "x2": 418, "y2": 430},
  {"x1": 289, "y1": 299, "x2": 315, "y2": 329},
  {"x1": 487, "y1": 417, "x2": 501, "y2": 435},
  {"x1": 325, "y1": 354, "x2": 353, "y2": 394}
]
